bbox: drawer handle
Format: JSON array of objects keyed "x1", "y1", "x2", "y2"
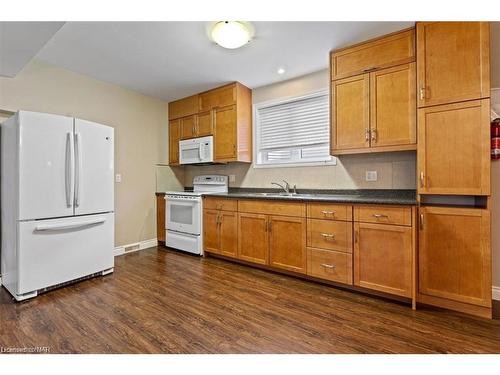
[
  {"x1": 321, "y1": 210, "x2": 336, "y2": 216},
  {"x1": 321, "y1": 263, "x2": 336, "y2": 269},
  {"x1": 372, "y1": 214, "x2": 388, "y2": 219},
  {"x1": 321, "y1": 233, "x2": 336, "y2": 240}
]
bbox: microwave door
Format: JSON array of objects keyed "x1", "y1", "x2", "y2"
[{"x1": 180, "y1": 145, "x2": 200, "y2": 164}]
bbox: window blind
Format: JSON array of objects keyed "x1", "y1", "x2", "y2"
[{"x1": 255, "y1": 91, "x2": 332, "y2": 166}]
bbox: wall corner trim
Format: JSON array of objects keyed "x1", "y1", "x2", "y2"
[
  {"x1": 493, "y1": 286, "x2": 500, "y2": 301},
  {"x1": 113, "y1": 238, "x2": 158, "y2": 257}
]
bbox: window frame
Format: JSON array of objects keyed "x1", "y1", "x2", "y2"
[{"x1": 253, "y1": 88, "x2": 336, "y2": 169}]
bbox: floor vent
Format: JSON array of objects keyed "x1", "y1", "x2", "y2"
[{"x1": 124, "y1": 243, "x2": 140, "y2": 253}]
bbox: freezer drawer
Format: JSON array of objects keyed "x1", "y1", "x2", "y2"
[{"x1": 17, "y1": 213, "x2": 114, "y2": 295}]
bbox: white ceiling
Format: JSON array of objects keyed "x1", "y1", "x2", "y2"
[
  {"x1": 0, "y1": 21, "x2": 64, "y2": 77},
  {"x1": 35, "y1": 21, "x2": 415, "y2": 101}
]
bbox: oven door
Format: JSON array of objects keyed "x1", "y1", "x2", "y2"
[{"x1": 166, "y1": 197, "x2": 201, "y2": 235}]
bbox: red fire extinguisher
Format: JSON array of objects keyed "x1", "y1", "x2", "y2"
[{"x1": 491, "y1": 118, "x2": 500, "y2": 160}]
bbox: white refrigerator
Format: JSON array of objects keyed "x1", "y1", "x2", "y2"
[{"x1": 1, "y1": 111, "x2": 115, "y2": 301}]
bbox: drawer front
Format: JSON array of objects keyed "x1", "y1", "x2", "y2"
[
  {"x1": 307, "y1": 203, "x2": 352, "y2": 221},
  {"x1": 354, "y1": 205, "x2": 412, "y2": 226},
  {"x1": 199, "y1": 84, "x2": 236, "y2": 112},
  {"x1": 203, "y1": 197, "x2": 237, "y2": 211},
  {"x1": 238, "y1": 199, "x2": 305, "y2": 217},
  {"x1": 307, "y1": 248, "x2": 353, "y2": 285},
  {"x1": 307, "y1": 219, "x2": 352, "y2": 253}
]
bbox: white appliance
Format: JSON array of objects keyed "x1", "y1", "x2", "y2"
[
  {"x1": 165, "y1": 175, "x2": 228, "y2": 255},
  {"x1": 179, "y1": 136, "x2": 213, "y2": 164},
  {"x1": 1, "y1": 111, "x2": 114, "y2": 301}
]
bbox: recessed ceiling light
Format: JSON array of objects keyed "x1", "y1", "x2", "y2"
[
  {"x1": 211, "y1": 21, "x2": 252, "y2": 49},
  {"x1": 277, "y1": 67, "x2": 286, "y2": 75}
]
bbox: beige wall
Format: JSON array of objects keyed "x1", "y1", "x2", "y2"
[
  {"x1": 0, "y1": 60, "x2": 184, "y2": 246},
  {"x1": 184, "y1": 69, "x2": 416, "y2": 189}
]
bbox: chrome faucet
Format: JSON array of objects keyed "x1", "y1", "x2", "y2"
[{"x1": 271, "y1": 180, "x2": 297, "y2": 194}]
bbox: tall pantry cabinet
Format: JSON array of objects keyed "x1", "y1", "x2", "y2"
[{"x1": 416, "y1": 22, "x2": 492, "y2": 318}]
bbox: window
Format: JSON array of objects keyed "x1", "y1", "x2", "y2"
[{"x1": 254, "y1": 90, "x2": 334, "y2": 167}]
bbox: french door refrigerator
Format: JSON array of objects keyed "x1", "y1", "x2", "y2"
[{"x1": 1, "y1": 111, "x2": 114, "y2": 301}]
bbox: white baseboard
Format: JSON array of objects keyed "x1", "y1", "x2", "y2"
[
  {"x1": 113, "y1": 238, "x2": 158, "y2": 257},
  {"x1": 493, "y1": 286, "x2": 500, "y2": 301}
]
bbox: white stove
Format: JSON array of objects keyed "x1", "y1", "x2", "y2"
[{"x1": 165, "y1": 175, "x2": 228, "y2": 255}]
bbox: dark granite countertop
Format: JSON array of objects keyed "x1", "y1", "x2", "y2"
[{"x1": 201, "y1": 188, "x2": 417, "y2": 206}]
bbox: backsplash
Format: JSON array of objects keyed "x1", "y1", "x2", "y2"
[{"x1": 184, "y1": 151, "x2": 416, "y2": 189}]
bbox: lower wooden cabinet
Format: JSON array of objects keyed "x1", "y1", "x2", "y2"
[
  {"x1": 238, "y1": 213, "x2": 269, "y2": 265},
  {"x1": 307, "y1": 248, "x2": 353, "y2": 284},
  {"x1": 354, "y1": 222, "x2": 413, "y2": 297},
  {"x1": 269, "y1": 216, "x2": 307, "y2": 274},
  {"x1": 418, "y1": 206, "x2": 491, "y2": 308},
  {"x1": 156, "y1": 193, "x2": 166, "y2": 243},
  {"x1": 203, "y1": 209, "x2": 237, "y2": 258}
]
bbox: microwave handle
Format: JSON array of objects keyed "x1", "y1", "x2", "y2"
[{"x1": 199, "y1": 142, "x2": 203, "y2": 160}]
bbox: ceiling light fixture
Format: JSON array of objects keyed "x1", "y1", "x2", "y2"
[
  {"x1": 211, "y1": 21, "x2": 252, "y2": 49},
  {"x1": 277, "y1": 67, "x2": 286, "y2": 75}
]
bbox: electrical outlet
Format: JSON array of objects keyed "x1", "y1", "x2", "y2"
[
  {"x1": 115, "y1": 174, "x2": 122, "y2": 183},
  {"x1": 365, "y1": 170, "x2": 377, "y2": 182},
  {"x1": 229, "y1": 174, "x2": 236, "y2": 183}
]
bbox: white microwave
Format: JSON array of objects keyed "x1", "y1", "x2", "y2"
[{"x1": 179, "y1": 136, "x2": 214, "y2": 164}]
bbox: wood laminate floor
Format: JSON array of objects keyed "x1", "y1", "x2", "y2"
[{"x1": 1, "y1": 247, "x2": 500, "y2": 354}]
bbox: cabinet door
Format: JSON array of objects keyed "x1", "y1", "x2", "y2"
[
  {"x1": 203, "y1": 209, "x2": 220, "y2": 253},
  {"x1": 168, "y1": 95, "x2": 198, "y2": 120},
  {"x1": 269, "y1": 216, "x2": 306, "y2": 274},
  {"x1": 156, "y1": 194, "x2": 166, "y2": 243},
  {"x1": 419, "y1": 206, "x2": 491, "y2": 307},
  {"x1": 199, "y1": 84, "x2": 236, "y2": 112},
  {"x1": 354, "y1": 222, "x2": 412, "y2": 297},
  {"x1": 238, "y1": 213, "x2": 269, "y2": 265},
  {"x1": 214, "y1": 105, "x2": 237, "y2": 161},
  {"x1": 331, "y1": 74, "x2": 370, "y2": 153},
  {"x1": 168, "y1": 119, "x2": 180, "y2": 165},
  {"x1": 219, "y1": 211, "x2": 238, "y2": 258},
  {"x1": 197, "y1": 110, "x2": 213, "y2": 137},
  {"x1": 416, "y1": 22, "x2": 490, "y2": 107},
  {"x1": 418, "y1": 99, "x2": 490, "y2": 195},
  {"x1": 331, "y1": 28, "x2": 415, "y2": 80},
  {"x1": 370, "y1": 63, "x2": 416, "y2": 148},
  {"x1": 180, "y1": 115, "x2": 196, "y2": 140}
]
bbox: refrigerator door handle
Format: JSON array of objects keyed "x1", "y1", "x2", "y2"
[
  {"x1": 34, "y1": 218, "x2": 106, "y2": 232},
  {"x1": 74, "y1": 132, "x2": 83, "y2": 207},
  {"x1": 65, "y1": 132, "x2": 74, "y2": 207}
]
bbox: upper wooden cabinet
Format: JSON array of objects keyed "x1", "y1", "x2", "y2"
[
  {"x1": 416, "y1": 22, "x2": 490, "y2": 108},
  {"x1": 419, "y1": 206, "x2": 491, "y2": 310},
  {"x1": 179, "y1": 115, "x2": 197, "y2": 140},
  {"x1": 417, "y1": 99, "x2": 490, "y2": 195},
  {"x1": 168, "y1": 95, "x2": 198, "y2": 120},
  {"x1": 168, "y1": 82, "x2": 252, "y2": 165},
  {"x1": 199, "y1": 84, "x2": 236, "y2": 112},
  {"x1": 331, "y1": 63, "x2": 416, "y2": 155},
  {"x1": 330, "y1": 28, "x2": 415, "y2": 80},
  {"x1": 168, "y1": 119, "x2": 180, "y2": 165},
  {"x1": 331, "y1": 74, "x2": 370, "y2": 152},
  {"x1": 370, "y1": 63, "x2": 416, "y2": 148}
]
